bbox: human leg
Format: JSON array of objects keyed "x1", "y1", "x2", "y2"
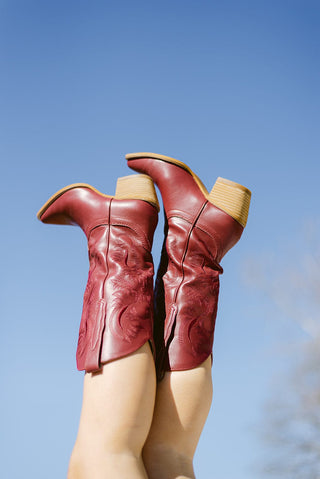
[
  {"x1": 37, "y1": 175, "x2": 160, "y2": 477},
  {"x1": 142, "y1": 357, "x2": 212, "y2": 479},
  {"x1": 68, "y1": 343, "x2": 156, "y2": 479},
  {"x1": 126, "y1": 153, "x2": 251, "y2": 477}
]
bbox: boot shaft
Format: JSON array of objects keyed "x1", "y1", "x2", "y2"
[
  {"x1": 38, "y1": 175, "x2": 159, "y2": 373},
  {"x1": 126, "y1": 152, "x2": 251, "y2": 374}
]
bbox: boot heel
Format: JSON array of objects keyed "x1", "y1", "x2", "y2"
[
  {"x1": 208, "y1": 177, "x2": 251, "y2": 227},
  {"x1": 115, "y1": 174, "x2": 160, "y2": 211}
]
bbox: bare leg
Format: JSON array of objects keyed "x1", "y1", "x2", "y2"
[
  {"x1": 68, "y1": 343, "x2": 156, "y2": 479},
  {"x1": 143, "y1": 357, "x2": 213, "y2": 479}
]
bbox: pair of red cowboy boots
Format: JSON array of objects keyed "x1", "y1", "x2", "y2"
[{"x1": 37, "y1": 153, "x2": 251, "y2": 379}]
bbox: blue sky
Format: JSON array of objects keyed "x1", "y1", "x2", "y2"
[{"x1": 1, "y1": 1, "x2": 319, "y2": 478}]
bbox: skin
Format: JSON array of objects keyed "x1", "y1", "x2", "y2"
[
  {"x1": 67, "y1": 346, "x2": 212, "y2": 479},
  {"x1": 68, "y1": 343, "x2": 156, "y2": 479},
  {"x1": 143, "y1": 357, "x2": 213, "y2": 479}
]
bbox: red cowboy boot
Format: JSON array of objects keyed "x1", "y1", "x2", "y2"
[
  {"x1": 37, "y1": 175, "x2": 159, "y2": 373},
  {"x1": 126, "y1": 153, "x2": 251, "y2": 378}
]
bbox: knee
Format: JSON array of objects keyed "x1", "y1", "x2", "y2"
[
  {"x1": 143, "y1": 443, "x2": 195, "y2": 479},
  {"x1": 68, "y1": 443, "x2": 143, "y2": 479}
]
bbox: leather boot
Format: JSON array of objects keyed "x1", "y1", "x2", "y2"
[
  {"x1": 126, "y1": 152, "x2": 251, "y2": 378},
  {"x1": 37, "y1": 175, "x2": 159, "y2": 373}
]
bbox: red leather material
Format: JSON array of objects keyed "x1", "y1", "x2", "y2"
[
  {"x1": 40, "y1": 187, "x2": 158, "y2": 373},
  {"x1": 127, "y1": 157, "x2": 244, "y2": 374}
]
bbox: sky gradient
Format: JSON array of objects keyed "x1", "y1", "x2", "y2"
[{"x1": 1, "y1": 1, "x2": 319, "y2": 478}]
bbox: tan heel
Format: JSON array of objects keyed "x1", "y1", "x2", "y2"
[
  {"x1": 208, "y1": 177, "x2": 251, "y2": 227},
  {"x1": 115, "y1": 174, "x2": 160, "y2": 211}
]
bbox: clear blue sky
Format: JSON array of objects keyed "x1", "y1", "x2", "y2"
[{"x1": 1, "y1": 1, "x2": 319, "y2": 478}]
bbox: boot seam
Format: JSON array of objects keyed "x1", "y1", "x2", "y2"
[
  {"x1": 173, "y1": 201, "x2": 208, "y2": 303},
  {"x1": 86, "y1": 221, "x2": 151, "y2": 251},
  {"x1": 110, "y1": 221, "x2": 152, "y2": 251},
  {"x1": 163, "y1": 201, "x2": 208, "y2": 358},
  {"x1": 194, "y1": 224, "x2": 222, "y2": 258}
]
